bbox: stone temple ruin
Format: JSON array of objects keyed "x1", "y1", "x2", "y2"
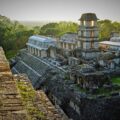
[
  {"x1": 11, "y1": 13, "x2": 120, "y2": 120},
  {"x1": 26, "y1": 35, "x2": 56, "y2": 58},
  {"x1": 0, "y1": 47, "x2": 66, "y2": 120}
]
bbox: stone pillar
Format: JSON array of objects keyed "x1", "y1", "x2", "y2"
[
  {"x1": 29, "y1": 46, "x2": 30, "y2": 53},
  {"x1": 62, "y1": 42, "x2": 64, "y2": 48},
  {"x1": 39, "y1": 50, "x2": 41, "y2": 57},
  {"x1": 33, "y1": 48, "x2": 35, "y2": 54},
  {"x1": 63, "y1": 43, "x2": 64, "y2": 49},
  {"x1": 31, "y1": 47, "x2": 32, "y2": 54},
  {"x1": 34, "y1": 48, "x2": 36, "y2": 55},
  {"x1": 35, "y1": 49, "x2": 36, "y2": 55},
  {"x1": 50, "y1": 48, "x2": 55, "y2": 58},
  {"x1": 41, "y1": 50, "x2": 47, "y2": 57},
  {"x1": 32, "y1": 47, "x2": 34, "y2": 54},
  {"x1": 77, "y1": 41, "x2": 80, "y2": 48},
  {"x1": 27, "y1": 46, "x2": 29, "y2": 52},
  {"x1": 30, "y1": 47, "x2": 31, "y2": 53},
  {"x1": 37, "y1": 49, "x2": 39, "y2": 56},
  {"x1": 36, "y1": 49, "x2": 37, "y2": 55},
  {"x1": 32, "y1": 48, "x2": 34, "y2": 54},
  {"x1": 71, "y1": 44, "x2": 73, "y2": 49},
  {"x1": 36, "y1": 49, "x2": 38, "y2": 56},
  {"x1": 35, "y1": 48, "x2": 36, "y2": 55},
  {"x1": 66, "y1": 43, "x2": 68, "y2": 49},
  {"x1": 63, "y1": 43, "x2": 65, "y2": 49},
  {"x1": 28, "y1": 46, "x2": 30, "y2": 52},
  {"x1": 61, "y1": 43, "x2": 62, "y2": 48}
]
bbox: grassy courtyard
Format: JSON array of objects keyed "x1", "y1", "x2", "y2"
[{"x1": 112, "y1": 77, "x2": 120, "y2": 85}]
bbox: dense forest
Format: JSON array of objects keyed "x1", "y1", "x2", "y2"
[{"x1": 0, "y1": 15, "x2": 120, "y2": 59}]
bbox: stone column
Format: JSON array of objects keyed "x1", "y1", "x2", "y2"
[
  {"x1": 33, "y1": 48, "x2": 35, "y2": 54},
  {"x1": 35, "y1": 49, "x2": 36, "y2": 55},
  {"x1": 32, "y1": 47, "x2": 34, "y2": 54},
  {"x1": 37, "y1": 49, "x2": 39, "y2": 56},
  {"x1": 71, "y1": 44, "x2": 73, "y2": 49},
  {"x1": 38, "y1": 50, "x2": 39, "y2": 56},
  {"x1": 35, "y1": 48, "x2": 36, "y2": 55},
  {"x1": 34, "y1": 48, "x2": 35, "y2": 55},
  {"x1": 27, "y1": 46, "x2": 29, "y2": 52},
  {"x1": 35, "y1": 49, "x2": 38, "y2": 56},
  {"x1": 30, "y1": 47, "x2": 31, "y2": 53},
  {"x1": 41, "y1": 50, "x2": 47, "y2": 57},
  {"x1": 29, "y1": 46, "x2": 30, "y2": 52},
  {"x1": 39, "y1": 50, "x2": 41, "y2": 57},
  {"x1": 61, "y1": 42, "x2": 63, "y2": 48},
  {"x1": 28, "y1": 46, "x2": 30, "y2": 52},
  {"x1": 62, "y1": 42, "x2": 64, "y2": 48},
  {"x1": 31, "y1": 47, "x2": 33, "y2": 54},
  {"x1": 63, "y1": 43, "x2": 64, "y2": 49},
  {"x1": 66, "y1": 43, "x2": 68, "y2": 49},
  {"x1": 32, "y1": 48, "x2": 33, "y2": 54}
]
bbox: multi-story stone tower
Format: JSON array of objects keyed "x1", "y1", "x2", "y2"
[{"x1": 78, "y1": 13, "x2": 99, "y2": 60}]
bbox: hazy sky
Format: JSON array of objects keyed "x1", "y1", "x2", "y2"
[{"x1": 0, "y1": 0, "x2": 120, "y2": 22}]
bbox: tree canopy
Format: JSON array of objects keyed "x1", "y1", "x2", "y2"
[
  {"x1": 0, "y1": 15, "x2": 120, "y2": 59},
  {"x1": 98, "y1": 20, "x2": 120, "y2": 41},
  {"x1": 0, "y1": 15, "x2": 34, "y2": 58}
]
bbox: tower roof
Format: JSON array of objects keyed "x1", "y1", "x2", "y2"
[{"x1": 79, "y1": 13, "x2": 98, "y2": 21}]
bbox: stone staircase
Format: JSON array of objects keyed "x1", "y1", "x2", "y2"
[
  {"x1": 19, "y1": 51, "x2": 49, "y2": 73},
  {"x1": 0, "y1": 47, "x2": 28, "y2": 120},
  {"x1": 13, "y1": 60, "x2": 40, "y2": 86},
  {"x1": 14, "y1": 74, "x2": 66, "y2": 120},
  {"x1": 0, "y1": 47, "x2": 65, "y2": 120}
]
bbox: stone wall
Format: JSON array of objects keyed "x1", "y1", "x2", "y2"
[
  {"x1": 0, "y1": 47, "x2": 64, "y2": 120},
  {"x1": 80, "y1": 96, "x2": 120, "y2": 120},
  {"x1": 11, "y1": 49, "x2": 120, "y2": 120},
  {"x1": 12, "y1": 60, "x2": 41, "y2": 86},
  {"x1": 12, "y1": 50, "x2": 66, "y2": 87},
  {"x1": 14, "y1": 74, "x2": 66, "y2": 120},
  {"x1": 0, "y1": 47, "x2": 28, "y2": 120},
  {"x1": 12, "y1": 50, "x2": 50, "y2": 87},
  {"x1": 37, "y1": 69, "x2": 120, "y2": 120}
]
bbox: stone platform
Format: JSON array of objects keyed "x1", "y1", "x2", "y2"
[
  {"x1": 0, "y1": 47, "x2": 65, "y2": 120},
  {"x1": 0, "y1": 47, "x2": 28, "y2": 120}
]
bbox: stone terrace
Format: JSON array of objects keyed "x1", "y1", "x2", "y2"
[
  {"x1": 14, "y1": 74, "x2": 67, "y2": 120},
  {"x1": 0, "y1": 47, "x2": 28, "y2": 120},
  {"x1": 0, "y1": 47, "x2": 65, "y2": 120},
  {"x1": 0, "y1": 47, "x2": 11, "y2": 74}
]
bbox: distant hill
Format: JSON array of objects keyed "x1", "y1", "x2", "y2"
[
  {"x1": 19, "y1": 21, "x2": 53, "y2": 28},
  {"x1": 19, "y1": 20, "x2": 78, "y2": 28}
]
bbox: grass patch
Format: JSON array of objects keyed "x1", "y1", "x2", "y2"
[
  {"x1": 5, "y1": 50, "x2": 18, "y2": 59},
  {"x1": 75, "y1": 84, "x2": 87, "y2": 93},
  {"x1": 95, "y1": 88, "x2": 110, "y2": 96},
  {"x1": 17, "y1": 81, "x2": 46, "y2": 120},
  {"x1": 112, "y1": 77, "x2": 120, "y2": 85}
]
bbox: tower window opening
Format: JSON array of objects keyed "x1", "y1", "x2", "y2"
[
  {"x1": 91, "y1": 39, "x2": 94, "y2": 48},
  {"x1": 81, "y1": 31, "x2": 84, "y2": 37},
  {"x1": 84, "y1": 21, "x2": 86, "y2": 26},
  {"x1": 81, "y1": 41, "x2": 83, "y2": 49},
  {"x1": 91, "y1": 21, "x2": 94, "y2": 26},
  {"x1": 90, "y1": 31, "x2": 94, "y2": 37}
]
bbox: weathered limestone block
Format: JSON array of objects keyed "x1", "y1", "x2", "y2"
[{"x1": 0, "y1": 47, "x2": 28, "y2": 119}]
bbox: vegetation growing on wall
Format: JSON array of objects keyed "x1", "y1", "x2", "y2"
[{"x1": 17, "y1": 80, "x2": 45, "y2": 120}]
